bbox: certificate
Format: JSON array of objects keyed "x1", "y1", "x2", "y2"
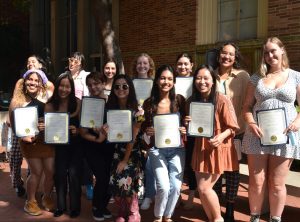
[
  {"x1": 256, "y1": 108, "x2": 288, "y2": 146},
  {"x1": 44, "y1": 112, "x2": 69, "y2": 144},
  {"x1": 175, "y1": 77, "x2": 193, "y2": 99},
  {"x1": 133, "y1": 78, "x2": 153, "y2": 104},
  {"x1": 80, "y1": 97, "x2": 105, "y2": 128},
  {"x1": 153, "y1": 113, "x2": 181, "y2": 148},
  {"x1": 188, "y1": 102, "x2": 214, "y2": 137},
  {"x1": 13, "y1": 106, "x2": 39, "y2": 137},
  {"x1": 107, "y1": 110, "x2": 132, "y2": 142}
]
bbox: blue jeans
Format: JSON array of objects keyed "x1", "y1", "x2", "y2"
[
  {"x1": 149, "y1": 147, "x2": 185, "y2": 218},
  {"x1": 144, "y1": 150, "x2": 156, "y2": 198}
]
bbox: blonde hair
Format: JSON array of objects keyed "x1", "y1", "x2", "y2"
[
  {"x1": 258, "y1": 37, "x2": 289, "y2": 77},
  {"x1": 131, "y1": 53, "x2": 155, "y2": 79}
]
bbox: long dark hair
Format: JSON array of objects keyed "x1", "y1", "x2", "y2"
[
  {"x1": 102, "y1": 58, "x2": 119, "y2": 82},
  {"x1": 190, "y1": 64, "x2": 217, "y2": 104},
  {"x1": 149, "y1": 64, "x2": 177, "y2": 113},
  {"x1": 47, "y1": 71, "x2": 77, "y2": 113},
  {"x1": 106, "y1": 74, "x2": 138, "y2": 111},
  {"x1": 217, "y1": 42, "x2": 242, "y2": 69}
]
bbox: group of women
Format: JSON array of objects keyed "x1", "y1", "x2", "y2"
[{"x1": 7, "y1": 36, "x2": 300, "y2": 222}]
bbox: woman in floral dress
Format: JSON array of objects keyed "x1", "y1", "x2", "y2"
[{"x1": 106, "y1": 74, "x2": 144, "y2": 222}]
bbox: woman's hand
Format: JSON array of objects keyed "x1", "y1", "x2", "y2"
[
  {"x1": 38, "y1": 122, "x2": 45, "y2": 131},
  {"x1": 209, "y1": 134, "x2": 226, "y2": 148},
  {"x1": 284, "y1": 119, "x2": 300, "y2": 134},
  {"x1": 22, "y1": 136, "x2": 37, "y2": 144},
  {"x1": 145, "y1": 126, "x2": 155, "y2": 137},
  {"x1": 101, "y1": 123, "x2": 109, "y2": 136},
  {"x1": 116, "y1": 160, "x2": 128, "y2": 174},
  {"x1": 69, "y1": 125, "x2": 78, "y2": 135},
  {"x1": 184, "y1": 116, "x2": 192, "y2": 127},
  {"x1": 248, "y1": 123, "x2": 263, "y2": 138},
  {"x1": 179, "y1": 126, "x2": 186, "y2": 135}
]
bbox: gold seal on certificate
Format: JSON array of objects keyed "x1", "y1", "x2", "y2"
[
  {"x1": 270, "y1": 135, "x2": 277, "y2": 142},
  {"x1": 89, "y1": 120, "x2": 95, "y2": 128},
  {"x1": 256, "y1": 108, "x2": 288, "y2": 146},
  {"x1": 53, "y1": 135, "x2": 60, "y2": 142},
  {"x1": 80, "y1": 97, "x2": 105, "y2": 128},
  {"x1": 165, "y1": 138, "x2": 171, "y2": 144},
  {"x1": 153, "y1": 114, "x2": 181, "y2": 148},
  {"x1": 44, "y1": 112, "x2": 69, "y2": 144},
  {"x1": 117, "y1": 133, "x2": 123, "y2": 139},
  {"x1": 188, "y1": 102, "x2": 214, "y2": 137},
  {"x1": 198, "y1": 127, "x2": 203, "y2": 133},
  {"x1": 14, "y1": 106, "x2": 39, "y2": 137}
]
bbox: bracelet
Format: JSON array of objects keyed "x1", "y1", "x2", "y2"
[{"x1": 248, "y1": 122, "x2": 257, "y2": 125}]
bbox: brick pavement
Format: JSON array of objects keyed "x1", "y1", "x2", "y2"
[{"x1": 0, "y1": 159, "x2": 299, "y2": 222}]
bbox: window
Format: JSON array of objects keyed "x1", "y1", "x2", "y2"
[
  {"x1": 218, "y1": 0, "x2": 257, "y2": 41},
  {"x1": 59, "y1": 0, "x2": 78, "y2": 55}
]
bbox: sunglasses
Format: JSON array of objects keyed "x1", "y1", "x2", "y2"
[
  {"x1": 114, "y1": 84, "x2": 129, "y2": 90},
  {"x1": 68, "y1": 58, "x2": 80, "y2": 65}
]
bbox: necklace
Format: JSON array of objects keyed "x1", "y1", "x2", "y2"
[{"x1": 268, "y1": 69, "x2": 283, "y2": 75}]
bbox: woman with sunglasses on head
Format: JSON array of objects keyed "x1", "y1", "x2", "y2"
[
  {"x1": 79, "y1": 71, "x2": 114, "y2": 221},
  {"x1": 213, "y1": 42, "x2": 250, "y2": 222},
  {"x1": 242, "y1": 37, "x2": 300, "y2": 222},
  {"x1": 185, "y1": 65, "x2": 239, "y2": 222},
  {"x1": 107, "y1": 74, "x2": 144, "y2": 222},
  {"x1": 40, "y1": 72, "x2": 82, "y2": 218},
  {"x1": 9, "y1": 55, "x2": 54, "y2": 198},
  {"x1": 9, "y1": 69, "x2": 55, "y2": 216},
  {"x1": 142, "y1": 65, "x2": 187, "y2": 222}
]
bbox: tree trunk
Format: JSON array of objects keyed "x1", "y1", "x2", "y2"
[{"x1": 92, "y1": 0, "x2": 125, "y2": 74}]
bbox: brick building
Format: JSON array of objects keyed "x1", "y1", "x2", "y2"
[{"x1": 1, "y1": 0, "x2": 300, "y2": 93}]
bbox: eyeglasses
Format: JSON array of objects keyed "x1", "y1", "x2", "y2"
[
  {"x1": 220, "y1": 51, "x2": 235, "y2": 58},
  {"x1": 68, "y1": 58, "x2": 80, "y2": 65},
  {"x1": 114, "y1": 84, "x2": 129, "y2": 90}
]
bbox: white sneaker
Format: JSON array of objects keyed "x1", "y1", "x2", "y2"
[{"x1": 140, "y1": 197, "x2": 152, "y2": 210}]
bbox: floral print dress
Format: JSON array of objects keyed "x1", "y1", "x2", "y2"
[{"x1": 109, "y1": 125, "x2": 144, "y2": 198}]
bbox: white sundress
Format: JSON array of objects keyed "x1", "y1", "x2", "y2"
[{"x1": 242, "y1": 68, "x2": 300, "y2": 160}]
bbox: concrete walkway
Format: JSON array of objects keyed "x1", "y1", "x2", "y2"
[{"x1": 0, "y1": 159, "x2": 299, "y2": 222}]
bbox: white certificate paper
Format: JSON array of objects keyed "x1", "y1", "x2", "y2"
[
  {"x1": 107, "y1": 110, "x2": 132, "y2": 142},
  {"x1": 133, "y1": 78, "x2": 153, "y2": 105},
  {"x1": 80, "y1": 97, "x2": 105, "y2": 128},
  {"x1": 13, "y1": 106, "x2": 39, "y2": 137},
  {"x1": 188, "y1": 102, "x2": 214, "y2": 137},
  {"x1": 256, "y1": 108, "x2": 288, "y2": 146},
  {"x1": 153, "y1": 114, "x2": 181, "y2": 148},
  {"x1": 45, "y1": 112, "x2": 69, "y2": 144},
  {"x1": 175, "y1": 77, "x2": 193, "y2": 99}
]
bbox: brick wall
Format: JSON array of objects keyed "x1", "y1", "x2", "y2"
[
  {"x1": 119, "y1": 0, "x2": 197, "y2": 75},
  {"x1": 268, "y1": 0, "x2": 300, "y2": 71}
]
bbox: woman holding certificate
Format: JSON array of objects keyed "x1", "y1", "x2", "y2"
[
  {"x1": 131, "y1": 53, "x2": 156, "y2": 210},
  {"x1": 186, "y1": 65, "x2": 239, "y2": 222},
  {"x1": 43, "y1": 72, "x2": 82, "y2": 218},
  {"x1": 9, "y1": 55, "x2": 54, "y2": 198},
  {"x1": 79, "y1": 71, "x2": 114, "y2": 221},
  {"x1": 107, "y1": 74, "x2": 144, "y2": 222},
  {"x1": 242, "y1": 37, "x2": 300, "y2": 222},
  {"x1": 142, "y1": 65, "x2": 186, "y2": 222},
  {"x1": 9, "y1": 69, "x2": 55, "y2": 216}
]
